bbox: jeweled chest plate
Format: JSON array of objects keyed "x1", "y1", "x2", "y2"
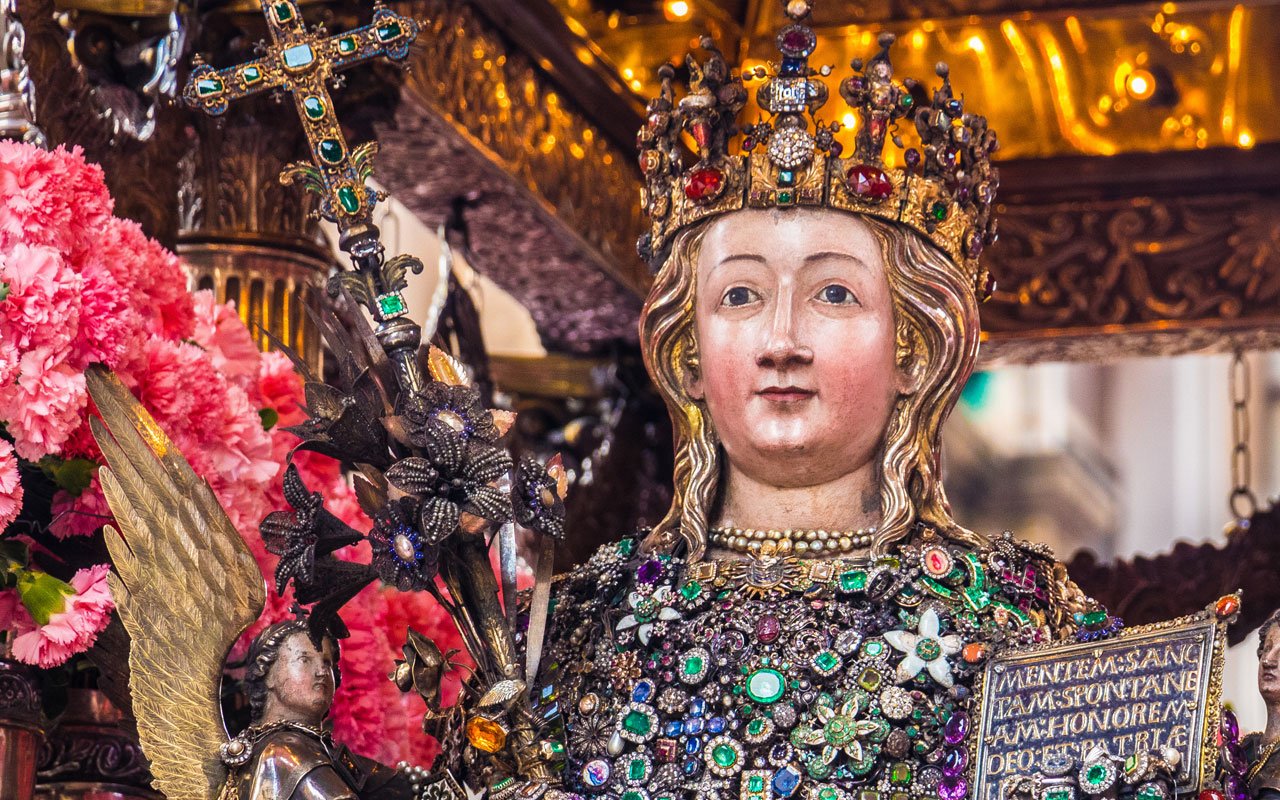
[{"x1": 540, "y1": 536, "x2": 1059, "y2": 800}]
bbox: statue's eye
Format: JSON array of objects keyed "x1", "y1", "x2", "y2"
[
  {"x1": 818, "y1": 284, "x2": 858, "y2": 305},
  {"x1": 721, "y1": 286, "x2": 759, "y2": 307}
]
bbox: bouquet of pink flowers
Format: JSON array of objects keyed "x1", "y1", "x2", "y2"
[{"x1": 0, "y1": 142, "x2": 458, "y2": 765}]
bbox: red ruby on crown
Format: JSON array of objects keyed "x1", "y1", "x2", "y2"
[
  {"x1": 846, "y1": 164, "x2": 893, "y2": 200},
  {"x1": 684, "y1": 166, "x2": 726, "y2": 203}
]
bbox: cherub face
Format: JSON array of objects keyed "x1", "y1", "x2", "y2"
[
  {"x1": 690, "y1": 208, "x2": 908, "y2": 490},
  {"x1": 265, "y1": 632, "x2": 337, "y2": 726}
]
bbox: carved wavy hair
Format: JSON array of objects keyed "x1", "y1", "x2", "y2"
[
  {"x1": 638, "y1": 212, "x2": 987, "y2": 560},
  {"x1": 244, "y1": 620, "x2": 341, "y2": 724}
]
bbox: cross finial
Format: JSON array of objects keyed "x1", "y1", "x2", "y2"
[{"x1": 182, "y1": 0, "x2": 419, "y2": 250}]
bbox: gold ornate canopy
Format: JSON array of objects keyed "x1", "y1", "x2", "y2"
[{"x1": 21, "y1": 0, "x2": 1280, "y2": 365}]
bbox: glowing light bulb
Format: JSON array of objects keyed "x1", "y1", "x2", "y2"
[
  {"x1": 1124, "y1": 68, "x2": 1155, "y2": 100},
  {"x1": 842, "y1": 112, "x2": 857, "y2": 129},
  {"x1": 1237, "y1": 129, "x2": 1255, "y2": 149},
  {"x1": 967, "y1": 35, "x2": 986, "y2": 52},
  {"x1": 665, "y1": 0, "x2": 692, "y2": 20}
]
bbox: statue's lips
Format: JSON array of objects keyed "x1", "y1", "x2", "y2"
[{"x1": 757, "y1": 386, "x2": 816, "y2": 402}]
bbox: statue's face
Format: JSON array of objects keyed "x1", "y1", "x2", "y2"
[
  {"x1": 691, "y1": 208, "x2": 906, "y2": 489},
  {"x1": 1260, "y1": 625, "x2": 1280, "y2": 704},
  {"x1": 265, "y1": 632, "x2": 337, "y2": 725}
]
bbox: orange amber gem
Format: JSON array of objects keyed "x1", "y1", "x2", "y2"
[
  {"x1": 962, "y1": 643, "x2": 988, "y2": 664},
  {"x1": 465, "y1": 715, "x2": 508, "y2": 753},
  {"x1": 1215, "y1": 595, "x2": 1241, "y2": 619}
]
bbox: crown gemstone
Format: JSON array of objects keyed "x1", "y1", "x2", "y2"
[
  {"x1": 780, "y1": 28, "x2": 814, "y2": 56},
  {"x1": 780, "y1": 57, "x2": 807, "y2": 77},
  {"x1": 847, "y1": 164, "x2": 893, "y2": 200},
  {"x1": 684, "y1": 167, "x2": 725, "y2": 203}
]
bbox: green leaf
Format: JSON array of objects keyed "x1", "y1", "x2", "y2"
[
  {"x1": 38, "y1": 457, "x2": 99, "y2": 496},
  {"x1": 0, "y1": 281, "x2": 9, "y2": 302},
  {"x1": 0, "y1": 541, "x2": 29, "y2": 590},
  {"x1": 259, "y1": 407, "x2": 279, "y2": 431},
  {"x1": 17, "y1": 570, "x2": 74, "y2": 625}
]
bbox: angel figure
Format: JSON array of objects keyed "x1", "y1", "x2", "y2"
[
  {"x1": 223, "y1": 618, "x2": 411, "y2": 800},
  {"x1": 86, "y1": 369, "x2": 410, "y2": 800}
]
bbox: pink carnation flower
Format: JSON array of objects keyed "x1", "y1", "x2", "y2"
[
  {"x1": 0, "y1": 143, "x2": 112, "y2": 263},
  {"x1": 71, "y1": 256, "x2": 135, "y2": 369},
  {"x1": 0, "y1": 439, "x2": 22, "y2": 531},
  {"x1": 49, "y1": 475, "x2": 113, "y2": 539},
  {"x1": 10, "y1": 564, "x2": 114, "y2": 668},
  {"x1": 0, "y1": 241, "x2": 82, "y2": 366},
  {"x1": 0, "y1": 346, "x2": 88, "y2": 460},
  {"x1": 256, "y1": 350, "x2": 306, "y2": 425},
  {"x1": 191, "y1": 291, "x2": 261, "y2": 391},
  {"x1": 0, "y1": 588, "x2": 35, "y2": 637}
]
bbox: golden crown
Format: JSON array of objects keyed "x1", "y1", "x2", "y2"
[{"x1": 636, "y1": 0, "x2": 1000, "y2": 299}]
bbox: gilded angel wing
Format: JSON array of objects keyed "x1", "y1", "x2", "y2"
[{"x1": 86, "y1": 366, "x2": 266, "y2": 800}]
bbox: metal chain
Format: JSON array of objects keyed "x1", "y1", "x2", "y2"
[{"x1": 1227, "y1": 350, "x2": 1258, "y2": 532}]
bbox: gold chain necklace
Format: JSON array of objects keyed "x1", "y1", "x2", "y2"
[
  {"x1": 1248, "y1": 739, "x2": 1280, "y2": 784},
  {"x1": 709, "y1": 526, "x2": 876, "y2": 556}
]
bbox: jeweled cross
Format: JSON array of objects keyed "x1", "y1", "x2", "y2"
[{"x1": 182, "y1": 0, "x2": 418, "y2": 228}]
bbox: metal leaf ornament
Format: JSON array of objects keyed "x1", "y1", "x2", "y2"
[
  {"x1": 260, "y1": 464, "x2": 365, "y2": 594},
  {"x1": 285, "y1": 378, "x2": 392, "y2": 467},
  {"x1": 511, "y1": 454, "x2": 568, "y2": 540}
]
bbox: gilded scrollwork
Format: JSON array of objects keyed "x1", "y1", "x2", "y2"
[
  {"x1": 982, "y1": 193, "x2": 1280, "y2": 335},
  {"x1": 393, "y1": 0, "x2": 649, "y2": 294}
]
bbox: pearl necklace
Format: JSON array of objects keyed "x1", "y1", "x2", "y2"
[{"x1": 709, "y1": 526, "x2": 876, "y2": 556}]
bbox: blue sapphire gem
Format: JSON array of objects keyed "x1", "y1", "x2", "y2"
[
  {"x1": 682, "y1": 755, "x2": 702, "y2": 776},
  {"x1": 685, "y1": 718, "x2": 705, "y2": 735},
  {"x1": 632, "y1": 680, "x2": 654, "y2": 703},
  {"x1": 708, "y1": 717, "x2": 726, "y2": 734},
  {"x1": 685, "y1": 737, "x2": 702, "y2": 754},
  {"x1": 688, "y1": 697, "x2": 706, "y2": 717},
  {"x1": 780, "y1": 56, "x2": 807, "y2": 76},
  {"x1": 663, "y1": 720, "x2": 683, "y2": 737},
  {"x1": 778, "y1": 169, "x2": 796, "y2": 186},
  {"x1": 773, "y1": 766, "x2": 802, "y2": 797}
]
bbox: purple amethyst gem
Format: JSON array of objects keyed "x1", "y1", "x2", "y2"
[
  {"x1": 943, "y1": 712, "x2": 969, "y2": 744},
  {"x1": 636, "y1": 558, "x2": 663, "y2": 584},
  {"x1": 943, "y1": 747, "x2": 968, "y2": 778},
  {"x1": 1226, "y1": 742, "x2": 1248, "y2": 775},
  {"x1": 939, "y1": 778, "x2": 968, "y2": 800},
  {"x1": 1223, "y1": 708, "x2": 1240, "y2": 741}
]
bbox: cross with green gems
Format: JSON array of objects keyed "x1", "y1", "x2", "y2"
[{"x1": 182, "y1": 0, "x2": 418, "y2": 231}]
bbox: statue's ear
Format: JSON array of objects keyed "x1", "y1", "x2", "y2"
[
  {"x1": 896, "y1": 340, "x2": 926, "y2": 396},
  {"x1": 681, "y1": 350, "x2": 705, "y2": 401}
]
